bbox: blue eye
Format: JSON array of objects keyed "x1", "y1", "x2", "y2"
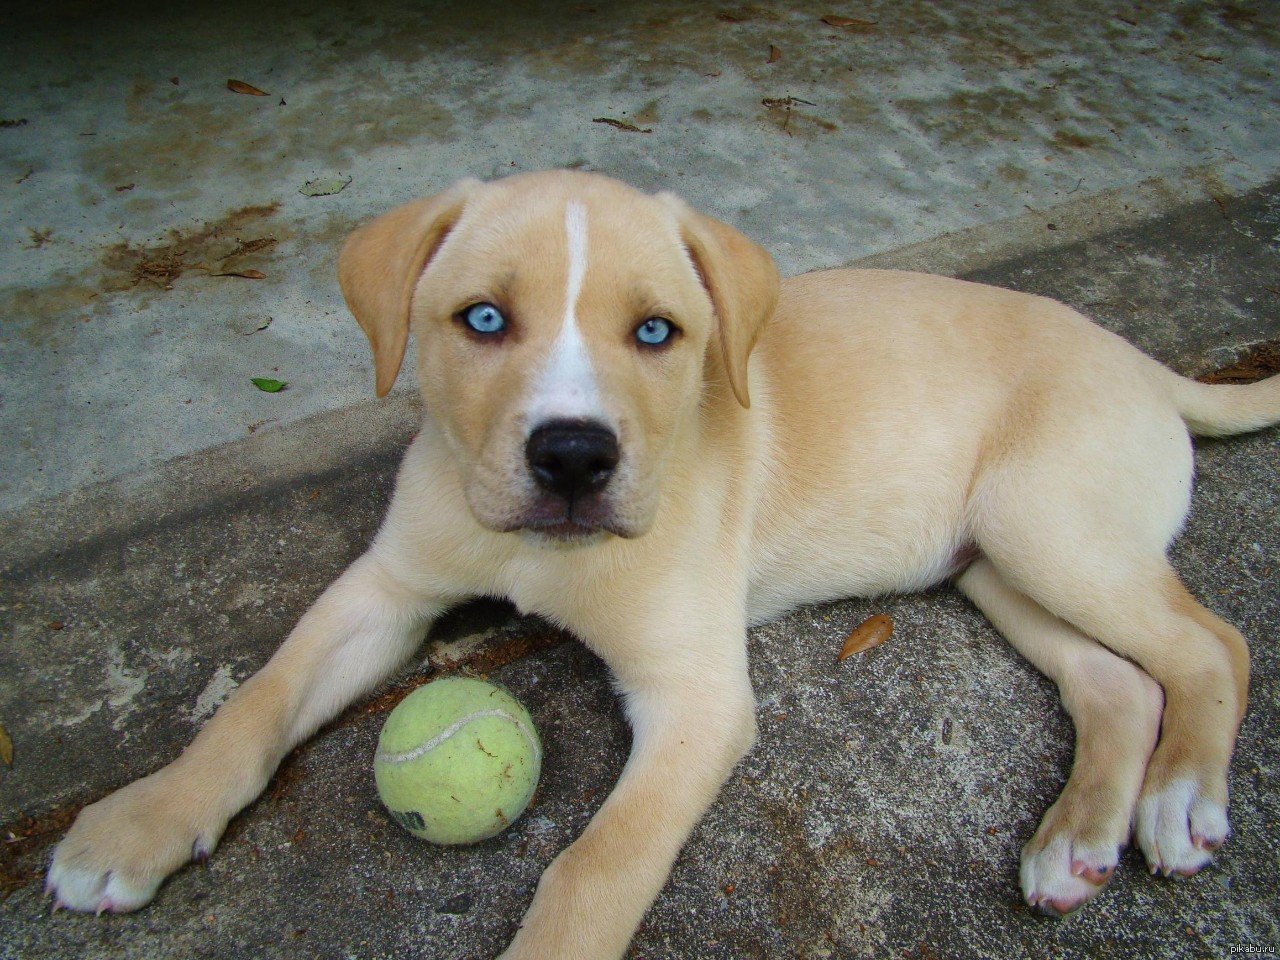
[
  {"x1": 462, "y1": 302, "x2": 505, "y2": 335},
  {"x1": 636, "y1": 317, "x2": 674, "y2": 346}
]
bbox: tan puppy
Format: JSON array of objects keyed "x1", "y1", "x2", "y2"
[{"x1": 48, "y1": 171, "x2": 1280, "y2": 956}]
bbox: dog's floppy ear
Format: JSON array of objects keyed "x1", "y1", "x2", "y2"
[
  {"x1": 338, "y1": 180, "x2": 479, "y2": 397},
  {"x1": 662, "y1": 196, "x2": 780, "y2": 408}
]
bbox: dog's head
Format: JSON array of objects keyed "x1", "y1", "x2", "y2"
[{"x1": 338, "y1": 170, "x2": 779, "y2": 544}]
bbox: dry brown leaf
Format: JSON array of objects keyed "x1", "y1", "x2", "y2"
[
  {"x1": 820, "y1": 15, "x2": 877, "y2": 30},
  {"x1": 0, "y1": 723, "x2": 12, "y2": 768},
  {"x1": 762, "y1": 96, "x2": 815, "y2": 108},
  {"x1": 227, "y1": 79, "x2": 268, "y2": 97},
  {"x1": 837, "y1": 613, "x2": 893, "y2": 660},
  {"x1": 768, "y1": 44, "x2": 782, "y2": 62},
  {"x1": 591, "y1": 117, "x2": 652, "y2": 133},
  {"x1": 1197, "y1": 339, "x2": 1280, "y2": 384},
  {"x1": 212, "y1": 269, "x2": 266, "y2": 279}
]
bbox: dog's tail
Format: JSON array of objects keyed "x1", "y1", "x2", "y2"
[{"x1": 1165, "y1": 369, "x2": 1280, "y2": 438}]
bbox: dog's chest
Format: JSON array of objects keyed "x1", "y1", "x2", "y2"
[{"x1": 492, "y1": 549, "x2": 604, "y2": 627}]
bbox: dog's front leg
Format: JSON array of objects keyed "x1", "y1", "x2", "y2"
[
  {"x1": 47, "y1": 549, "x2": 445, "y2": 913},
  {"x1": 500, "y1": 621, "x2": 756, "y2": 960}
]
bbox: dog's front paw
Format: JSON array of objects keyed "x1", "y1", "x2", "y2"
[
  {"x1": 46, "y1": 770, "x2": 217, "y2": 914},
  {"x1": 1135, "y1": 776, "x2": 1229, "y2": 878}
]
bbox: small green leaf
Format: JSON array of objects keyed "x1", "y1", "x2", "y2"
[
  {"x1": 299, "y1": 175, "x2": 352, "y2": 197},
  {"x1": 251, "y1": 377, "x2": 287, "y2": 393}
]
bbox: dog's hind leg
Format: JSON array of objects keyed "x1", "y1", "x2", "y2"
[
  {"x1": 46, "y1": 549, "x2": 447, "y2": 914},
  {"x1": 967, "y1": 407, "x2": 1249, "y2": 885},
  {"x1": 1002, "y1": 557, "x2": 1246, "y2": 880},
  {"x1": 957, "y1": 557, "x2": 1163, "y2": 914}
]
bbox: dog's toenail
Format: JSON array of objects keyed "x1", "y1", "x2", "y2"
[{"x1": 1034, "y1": 899, "x2": 1065, "y2": 918}]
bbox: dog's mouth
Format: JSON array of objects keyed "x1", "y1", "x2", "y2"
[
  {"x1": 522, "y1": 517, "x2": 609, "y2": 541},
  {"x1": 505, "y1": 491, "x2": 631, "y2": 542}
]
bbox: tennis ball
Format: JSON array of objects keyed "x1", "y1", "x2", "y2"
[{"x1": 374, "y1": 677, "x2": 541, "y2": 845}]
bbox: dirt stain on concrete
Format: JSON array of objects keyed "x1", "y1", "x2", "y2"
[
  {"x1": 1051, "y1": 129, "x2": 1101, "y2": 150},
  {"x1": 732, "y1": 795, "x2": 890, "y2": 958},
  {"x1": 997, "y1": 161, "x2": 1030, "y2": 184},
  {"x1": 100, "y1": 203, "x2": 281, "y2": 292},
  {"x1": 896, "y1": 85, "x2": 1062, "y2": 149},
  {"x1": 0, "y1": 203, "x2": 282, "y2": 348},
  {"x1": 0, "y1": 281, "x2": 104, "y2": 347},
  {"x1": 0, "y1": 802, "x2": 82, "y2": 901}
]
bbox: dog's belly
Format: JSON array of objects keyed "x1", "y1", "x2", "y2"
[
  {"x1": 745, "y1": 484, "x2": 970, "y2": 625},
  {"x1": 743, "y1": 270, "x2": 1006, "y2": 625}
]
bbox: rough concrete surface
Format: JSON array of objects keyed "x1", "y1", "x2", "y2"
[
  {"x1": 3, "y1": 1, "x2": 1280, "y2": 958},
  {"x1": 3, "y1": 0, "x2": 1280, "y2": 510},
  {"x1": 3, "y1": 176, "x2": 1279, "y2": 959}
]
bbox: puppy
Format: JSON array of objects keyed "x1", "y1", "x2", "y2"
[{"x1": 48, "y1": 171, "x2": 1280, "y2": 957}]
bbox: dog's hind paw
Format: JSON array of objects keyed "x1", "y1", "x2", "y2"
[
  {"x1": 1136, "y1": 777, "x2": 1228, "y2": 878},
  {"x1": 1020, "y1": 832, "x2": 1119, "y2": 916},
  {"x1": 46, "y1": 770, "x2": 217, "y2": 914}
]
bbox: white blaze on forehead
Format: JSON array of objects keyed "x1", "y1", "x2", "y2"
[
  {"x1": 525, "y1": 201, "x2": 607, "y2": 426},
  {"x1": 563, "y1": 200, "x2": 589, "y2": 321}
]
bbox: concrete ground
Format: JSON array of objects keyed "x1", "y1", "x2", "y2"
[
  {"x1": 2, "y1": 1, "x2": 1278, "y2": 958},
  {"x1": 3, "y1": 0, "x2": 1280, "y2": 512}
]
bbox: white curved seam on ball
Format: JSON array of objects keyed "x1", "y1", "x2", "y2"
[{"x1": 375, "y1": 709, "x2": 541, "y2": 765}]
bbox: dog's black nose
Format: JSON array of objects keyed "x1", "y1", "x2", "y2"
[{"x1": 526, "y1": 420, "x2": 620, "y2": 501}]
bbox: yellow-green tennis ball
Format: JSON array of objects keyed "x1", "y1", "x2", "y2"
[{"x1": 374, "y1": 677, "x2": 542, "y2": 845}]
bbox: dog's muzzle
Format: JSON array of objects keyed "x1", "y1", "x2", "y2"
[{"x1": 516, "y1": 419, "x2": 627, "y2": 540}]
